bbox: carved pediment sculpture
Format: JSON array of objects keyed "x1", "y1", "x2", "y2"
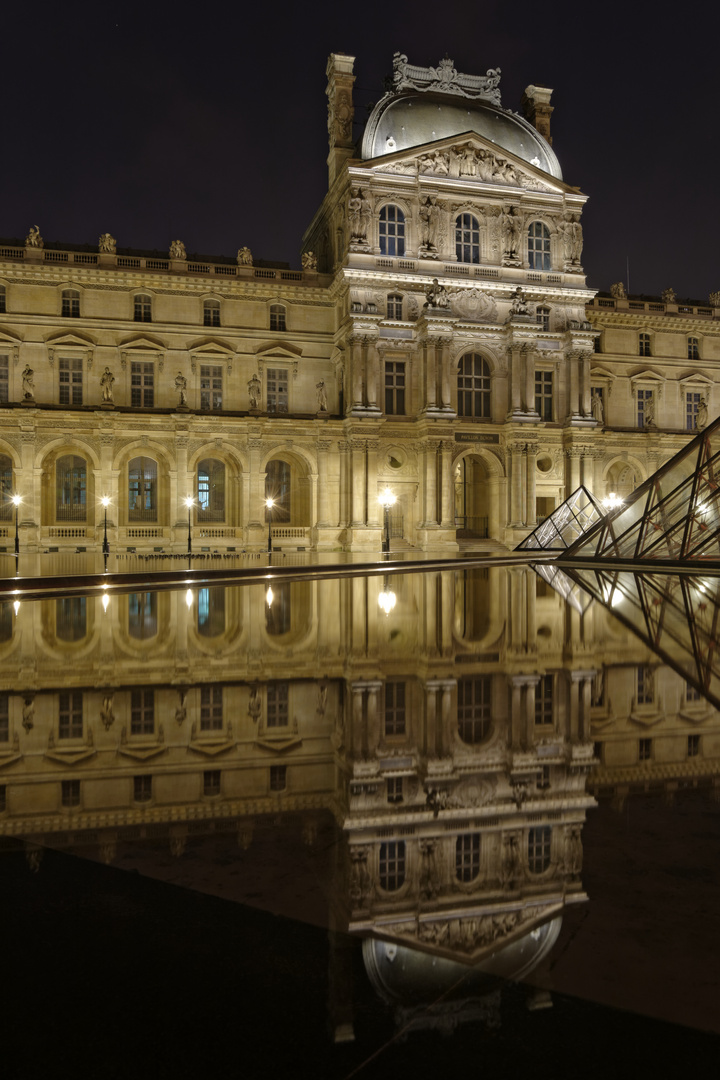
[
  {"x1": 448, "y1": 288, "x2": 497, "y2": 322},
  {"x1": 389, "y1": 53, "x2": 502, "y2": 105}
]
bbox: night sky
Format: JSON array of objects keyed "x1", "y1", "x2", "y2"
[{"x1": 3, "y1": 2, "x2": 717, "y2": 300}]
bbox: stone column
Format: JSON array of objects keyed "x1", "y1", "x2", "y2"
[
  {"x1": 366, "y1": 681, "x2": 382, "y2": 753},
  {"x1": 440, "y1": 441, "x2": 454, "y2": 527},
  {"x1": 439, "y1": 680, "x2": 455, "y2": 755},
  {"x1": 423, "y1": 442, "x2": 437, "y2": 526},
  {"x1": 438, "y1": 337, "x2": 453, "y2": 410},
  {"x1": 351, "y1": 683, "x2": 365, "y2": 759},
  {"x1": 350, "y1": 441, "x2": 365, "y2": 526},
  {"x1": 524, "y1": 346, "x2": 536, "y2": 414},
  {"x1": 581, "y1": 352, "x2": 592, "y2": 417},
  {"x1": 568, "y1": 352, "x2": 580, "y2": 419},
  {"x1": 309, "y1": 471, "x2": 319, "y2": 533},
  {"x1": 366, "y1": 441, "x2": 379, "y2": 526},
  {"x1": 366, "y1": 339, "x2": 379, "y2": 411},
  {"x1": 317, "y1": 440, "x2": 332, "y2": 526},
  {"x1": 247, "y1": 437, "x2": 264, "y2": 527},
  {"x1": 567, "y1": 671, "x2": 581, "y2": 742},
  {"x1": 424, "y1": 680, "x2": 439, "y2": 757},
  {"x1": 174, "y1": 433, "x2": 189, "y2": 528},
  {"x1": 509, "y1": 677, "x2": 524, "y2": 749},
  {"x1": 508, "y1": 344, "x2": 523, "y2": 416},
  {"x1": 509, "y1": 443, "x2": 524, "y2": 526},
  {"x1": 566, "y1": 448, "x2": 581, "y2": 494},
  {"x1": 350, "y1": 336, "x2": 364, "y2": 410},
  {"x1": 525, "y1": 442, "x2": 537, "y2": 528},
  {"x1": 423, "y1": 339, "x2": 437, "y2": 411},
  {"x1": 525, "y1": 675, "x2": 539, "y2": 747},
  {"x1": 338, "y1": 440, "x2": 350, "y2": 528}
]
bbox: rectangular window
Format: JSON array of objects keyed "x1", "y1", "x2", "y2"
[
  {"x1": 59, "y1": 357, "x2": 83, "y2": 406},
  {"x1": 0, "y1": 355, "x2": 8, "y2": 403},
  {"x1": 535, "y1": 674, "x2": 553, "y2": 725},
  {"x1": 270, "y1": 764, "x2": 286, "y2": 792},
  {"x1": 62, "y1": 292, "x2": 80, "y2": 318},
  {"x1": 0, "y1": 288, "x2": 5, "y2": 314},
  {"x1": 384, "y1": 361, "x2": 406, "y2": 415},
  {"x1": 638, "y1": 738, "x2": 652, "y2": 762},
  {"x1": 458, "y1": 676, "x2": 491, "y2": 744},
  {"x1": 685, "y1": 681, "x2": 701, "y2": 703},
  {"x1": 61, "y1": 779, "x2": 81, "y2": 808},
  {"x1": 59, "y1": 691, "x2": 83, "y2": 739},
  {"x1": 637, "y1": 389, "x2": 653, "y2": 428},
  {"x1": 636, "y1": 665, "x2": 654, "y2": 705},
  {"x1": 687, "y1": 734, "x2": 700, "y2": 758},
  {"x1": 0, "y1": 693, "x2": 8, "y2": 742},
  {"x1": 0, "y1": 785, "x2": 5, "y2": 812},
  {"x1": 535, "y1": 370, "x2": 553, "y2": 421},
  {"x1": 270, "y1": 306, "x2": 286, "y2": 332},
  {"x1": 639, "y1": 333, "x2": 651, "y2": 357},
  {"x1": 688, "y1": 337, "x2": 699, "y2": 360},
  {"x1": 203, "y1": 769, "x2": 221, "y2": 796},
  {"x1": 387, "y1": 777, "x2": 403, "y2": 804},
  {"x1": 200, "y1": 686, "x2": 223, "y2": 731},
  {"x1": 203, "y1": 302, "x2": 220, "y2": 327},
  {"x1": 134, "y1": 296, "x2": 152, "y2": 322},
  {"x1": 200, "y1": 365, "x2": 222, "y2": 411},
  {"x1": 133, "y1": 775, "x2": 152, "y2": 803},
  {"x1": 379, "y1": 840, "x2": 406, "y2": 891},
  {"x1": 266, "y1": 368, "x2": 288, "y2": 414},
  {"x1": 686, "y1": 392, "x2": 701, "y2": 431},
  {"x1": 131, "y1": 362, "x2": 154, "y2": 408},
  {"x1": 387, "y1": 294, "x2": 403, "y2": 320},
  {"x1": 384, "y1": 682, "x2": 406, "y2": 737},
  {"x1": 130, "y1": 689, "x2": 154, "y2": 735},
  {"x1": 456, "y1": 833, "x2": 481, "y2": 882},
  {"x1": 267, "y1": 682, "x2": 289, "y2": 727},
  {"x1": 528, "y1": 826, "x2": 551, "y2": 874}
]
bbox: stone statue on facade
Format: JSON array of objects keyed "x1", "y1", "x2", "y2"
[
  {"x1": 610, "y1": 281, "x2": 626, "y2": 299},
  {"x1": 98, "y1": 233, "x2": 116, "y2": 254},
  {"x1": 174, "y1": 371, "x2": 188, "y2": 406},
  {"x1": 100, "y1": 694, "x2": 115, "y2": 730},
  {"x1": 348, "y1": 188, "x2": 371, "y2": 242},
  {"x1": 424, "y1": 278, "x2": 449, "y2": 309},
  {"x1": 22, "y1": 697, "x2": 34, "y2": 732},
  {"x1": 696, "y1": 396, "x2": 709, "y2": 430},
  {"x1": 21, "y1": 365, "x2": 34, "y2": 400},
  {"x1": 301, "y1": 250, "x2": 318, "y2": 271},
  {"x1": 559, "y1": 212, "x2": 583, "y2": 266},
  {"x1": 25, "y1": 225, "x2": 43, "y2": 249},
  {"x1": 591, "y1": 392, "x2": 604, "y2": 423},
  {"x1": 316, "y1": 380, "x2": 328, "y2": 412},
  {"x1": 500, "y1": 204, "x2": 522, "y2": 261},
  {"x1": 169, "y1": 240, "x2": 187, "y2": 260},
  {"x1": 419, "y1": 196, "x2": 441, "y2": 253},
  {"x1": 661, "y1": 287, "x2": 676, "y2": 304},
  {"x1": 175, "y1": 689, "x2": 187, "y2": 726},
  {"x1": 237, "y1": 246, "x2": 253, "y2": 266},
  {"x1": 709, "y1": 291, "x2": 720, "y2": 307},
  {"x1": 509, "y1": 287, "x2": 529, "y2": 315},
  {"x1": 248, "y1": 685, "x2": 261, "y2": 723},
  {"x1": 247, "y1": 373, "x2": 261, "y2": 410},
  {"x1": 100, "y1": 367, "x2": 115, "y2": 403},
  {"x1": 643, "y1": 393, "x2": 655, "y2": 427}
]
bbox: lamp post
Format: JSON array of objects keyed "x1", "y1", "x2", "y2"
[
  {"x1": 378, "y1": 487, "x2": 396, "y2": 555},
  {"x1": 12, "y1": 494, "x2": 21, "y2": 558},
  {"x1": 101, "y1": 495, "x2": 110, "y2": 556},
  {"x1": 602, "y1": 491, "x2": 624, "y2": 512},
  {"x1": 185, "y1": 496, "x2": 194, "y2": 555},
  {"x1": 266, "y1": 497, "x2": 274, "y2": 555}
]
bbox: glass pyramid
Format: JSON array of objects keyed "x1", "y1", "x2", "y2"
[
  {"x1": 515, "y1": 486, "x2": 605, "y2": 552},
  {"x1": 561, "y1": 416, "x2": 720, "y2": 562}
]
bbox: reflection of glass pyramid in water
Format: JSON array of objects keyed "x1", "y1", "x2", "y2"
[
  {"x1": 561, "y1": 417, "x2": 720, "y2": 562},
  {"x1": 515, "y1": 486, "x2": 604, "y2": 551}
]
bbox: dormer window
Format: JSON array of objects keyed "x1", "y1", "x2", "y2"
[
  {"x1": 134, "y1": 294, "x2": 152, "y2": 322},
  {"x1": 270, "y1": 304, "x2": 286, "y2": 332},
  {"x1": 61, "y1": 289, "x2": 80, "y2": 318},
  {"x1": 638, "y1": 332, "x2": 651, "y2": 357},
  {"x1": 203, "y1": 299, "x2": 220, "y2": 327},
  {"x1": 688, "y1": 336, "x2": 700, "y2": 360}
]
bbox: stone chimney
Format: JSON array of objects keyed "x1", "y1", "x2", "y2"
[
  {"x1": 521, "y1": 85, "x2": 554, "y2": 146},
  {"x1": 326, "y1": 53, "x2": 356, "y2": 187}
]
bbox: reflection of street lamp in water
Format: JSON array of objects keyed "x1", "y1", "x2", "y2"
[
  {"x1": 185, "y1": 496, "x2": 194, "y2": 555},
  {"x1": 378, "y1": 488, "x2": 396, "y2": 554},
  {"x1": 266, "y1": 497, "x2": 274, "y2": 554},
  {"x1": 266, "y1": 585, "x2": 274, "y2": 607},
  {"x1": 101, "y1": 495, "x2": 110, "y2": 555},
  {"x1": 378, "y1": 577, "x2": 396, "y2": 616},
  {"x1": 11, "y1": 494, "x2": 21, "y2": 558}
]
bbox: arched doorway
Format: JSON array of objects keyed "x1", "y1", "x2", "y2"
[{"x1": 454, "y1": 456, "x2": 490, "y2": 538}]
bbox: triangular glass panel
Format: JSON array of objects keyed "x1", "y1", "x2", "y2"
[{"x1": 515, "y1": 486, "x2": 604, "y2": 551}]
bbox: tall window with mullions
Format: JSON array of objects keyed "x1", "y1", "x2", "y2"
[
  {"x1": 378, "y1": 205, "x2": 405, "y2": 256},
  {"x1": 455, "y1": 213, "x2": 480, "y2": 263},
  {"x1": 56, "y1": 455, "x2": 86, "y2": 521},
  {"x1": 0, "y1": 454, "x2": 12, "y2": 521},
  {"x1": 128, "y1": 457, "x2": 157, "y2": 521},
  {"x1": 457, "y1": 354, "x2": 490, "y2": 418},
  {"x1": 527, "y1": 221, "x2": 551, "y2": 270}
]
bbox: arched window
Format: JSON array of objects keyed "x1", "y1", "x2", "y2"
[
  {"x1": 0, "y1": 285, "x2": 6, "y2": 314},
  {"x1": 456, "y1": 834, "x2": 481, "y2": 883},
  {"x1": 536, "y1": 306, "x2": 550, "y2": 331},
  {"x1": 198, "y1": 587, "x2": 225, "y2": 637},
  {"x1": 0, "y1": 454, "x2": 13, "y2": 522},
  {"x1": 56, "y1": 597, "x2": 86, "y2": 642},
  {"x1": 688, "y1": 337, "x2": 700, "y2": 360},
  {"x1": 457, "y1": 354, "x2": 491, "y2": 418},
  {"x1": 61, "y1": 289, "x2": 80, "y2": 317},
  {"x1": 386, "y1": 294, "x2": 403, "y2": 320},
  {"x1": 638, "y1": 332, "x2": 651, "y2": 357},
  {"x1": 528, "y1": 826, "x2": 551, "y2": 874},
  {"x1": 203, "y1": 299, "x2": 220, "y2": 327},
  {"x1": 128, "y1": 593, "x2": 157, "y2": 639},
  {"x1": 56, "y1": 455, "x2": 86, "y2": 521},
  {"x1": 379, "y1": 841, "x2": 406, "y2": 891},
  {"x1": 270, "y1": 304, "x2": 286, "y2": 332},
  {"x1": 128, "y1": 457, "x2": 157, "y2": 521},
  {"x1": 527, "y1": 222, "x2": 551, "y2": 270},
  {"x1": 455, "y1": 213, "x2": 480, "y2": 264},
  {"x1": 265, "y1": 459, "x2": 291, "y2": 523},
  {"x1": 134, "y1": 294, "x2": 152, "y2": 322},
  {"x1": 379, "y1": 205, "x2": 405, "y2": 257},
  {"x1": 457, "y1": 676, "x2": 491, "y2": 743},
  {"x1": 197, "y1": 459, "x2": 225, "y2": 522}
]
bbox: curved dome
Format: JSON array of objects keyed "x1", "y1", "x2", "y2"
[{"x1": 362, "y1": 92, "x2": 562, "y2": 179}]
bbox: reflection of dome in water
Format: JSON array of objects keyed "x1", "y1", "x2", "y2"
[
  {"x1": 362, "y1": 93, "x2": 562, "y2": 179},
  {"x1": 363, "y1": 916, "x2": 562, "y2": 1006}
]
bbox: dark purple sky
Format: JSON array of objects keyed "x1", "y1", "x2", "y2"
[{"x1": 3, "y1": 2, "x2": 716, "y2": 299}]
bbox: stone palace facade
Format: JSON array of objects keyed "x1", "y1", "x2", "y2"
[{"x1": 0, "y1": 52, "x2": 718, "y2": 554}]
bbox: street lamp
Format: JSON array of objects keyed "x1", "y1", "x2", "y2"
[
  {"x1": 185, "y1": 496, "x2": 194, "y2": 555},
  {"x1": 378, "y1": 487, "x2": 396, "y2": 554},
  {"x1": 266, "y1": 497, "x2": 274, "y2": 554},
  {"x1": 11, "y1": 494, "x2": 21, "y2": 558},
  {"x1": 101, "y1": 495, "x2": 110, "y2": 555},
  {"x1": 602, "y1": 491, "x2": 624, "y2": 511}
]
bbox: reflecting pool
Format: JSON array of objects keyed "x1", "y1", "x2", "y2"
[{"x1": 1, "y1": 559, "x2": 719, "y2": 1075}]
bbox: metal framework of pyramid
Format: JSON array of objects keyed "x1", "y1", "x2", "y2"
[
  {"x1": 560, "y1": 417, "x2": 720, "y2": 563},
  {"x1": 515, "y1": 486, "x2": 605, "y2": 552}
]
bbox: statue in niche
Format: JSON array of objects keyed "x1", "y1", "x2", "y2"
[
  {"x1": 424, "y1": 278, "x2": 449, "y2": 309},
  {"x1": 237, "y1": 246, "x2": 253, "y2": 266},
  {"x1": 25, "y1": 225, "x2": 43, "y2": 248},
  {"x1": 301, "y1": 250, "x2": 317, "y2": 271},
  {"x1": 500, "y1": 204, "x2": 522, "y2": 258},
  {"x1": 100, "y1": 367, "x2": 115, "y2": 403},
  {"x1": 661, "y1": 287, "x2": 676, "y2": 304},
  {"x1": 247, "y1": 373, "x2": 261, "y2": 410},
  {"x1": 316, "y1": 380, "x2": 328, "y2": 412},
  {"x1": 696, "y1": 397, "x2": 709, "y2": 430},
  {"x1": 349, "y1": 188, "x2": 371, "y2": 241},
  {"x1": 610, "y1": 281, "x2": 626, "y2": 299},
  {"x1": 643, "y1": 393, "x2": 655, "y2": 428},
  {"x1": 568, "y1": 214, "x2": 584, "y2": 263},
  {"x1": 22, "y1": 697, "x2": 34, "y2": 732},
  {"x1": 419, "y1": 196, "x2": 441, "y2": 250},
  {"x1": 175, "y1": 690, "x2": 187, "y2": 726},
  {"x1": 248, "y1": 685, "x2": 261, "y2": 723},
  {"x1": 21, "y1": 365, "x2": 34, "y2": 399},
  {"x1": 174, "y1": 371, "x2": 188, "y2": 406},
  {"x1": 169, "y1": 239, "x2": 186, "y2": 260},
  {"x1": 509, "y1": 287, "x2": 529, "y2": 315},
  {"x1": 591, "y1": 392, "x2": 604, "y2": 424},
  {"x1": 100, "y1": 694, "x2": 115, "y2": 730},
  {"x1": 98, "y1": 232, "x2": 116, "y2": 254}
]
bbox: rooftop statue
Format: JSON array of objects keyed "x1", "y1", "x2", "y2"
[
  {"x1": 98, "y1": 232, "x2": 116, "y2": 254},
  {"x1": 389, "y1": 52, "x2": 502, "y2": 105},
  {"x1": 169, "y1": 239, "x2": 187, "y2": 260},
  {"x1": 25, "y1": 225, "x2": 43, "y2": 249}
]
